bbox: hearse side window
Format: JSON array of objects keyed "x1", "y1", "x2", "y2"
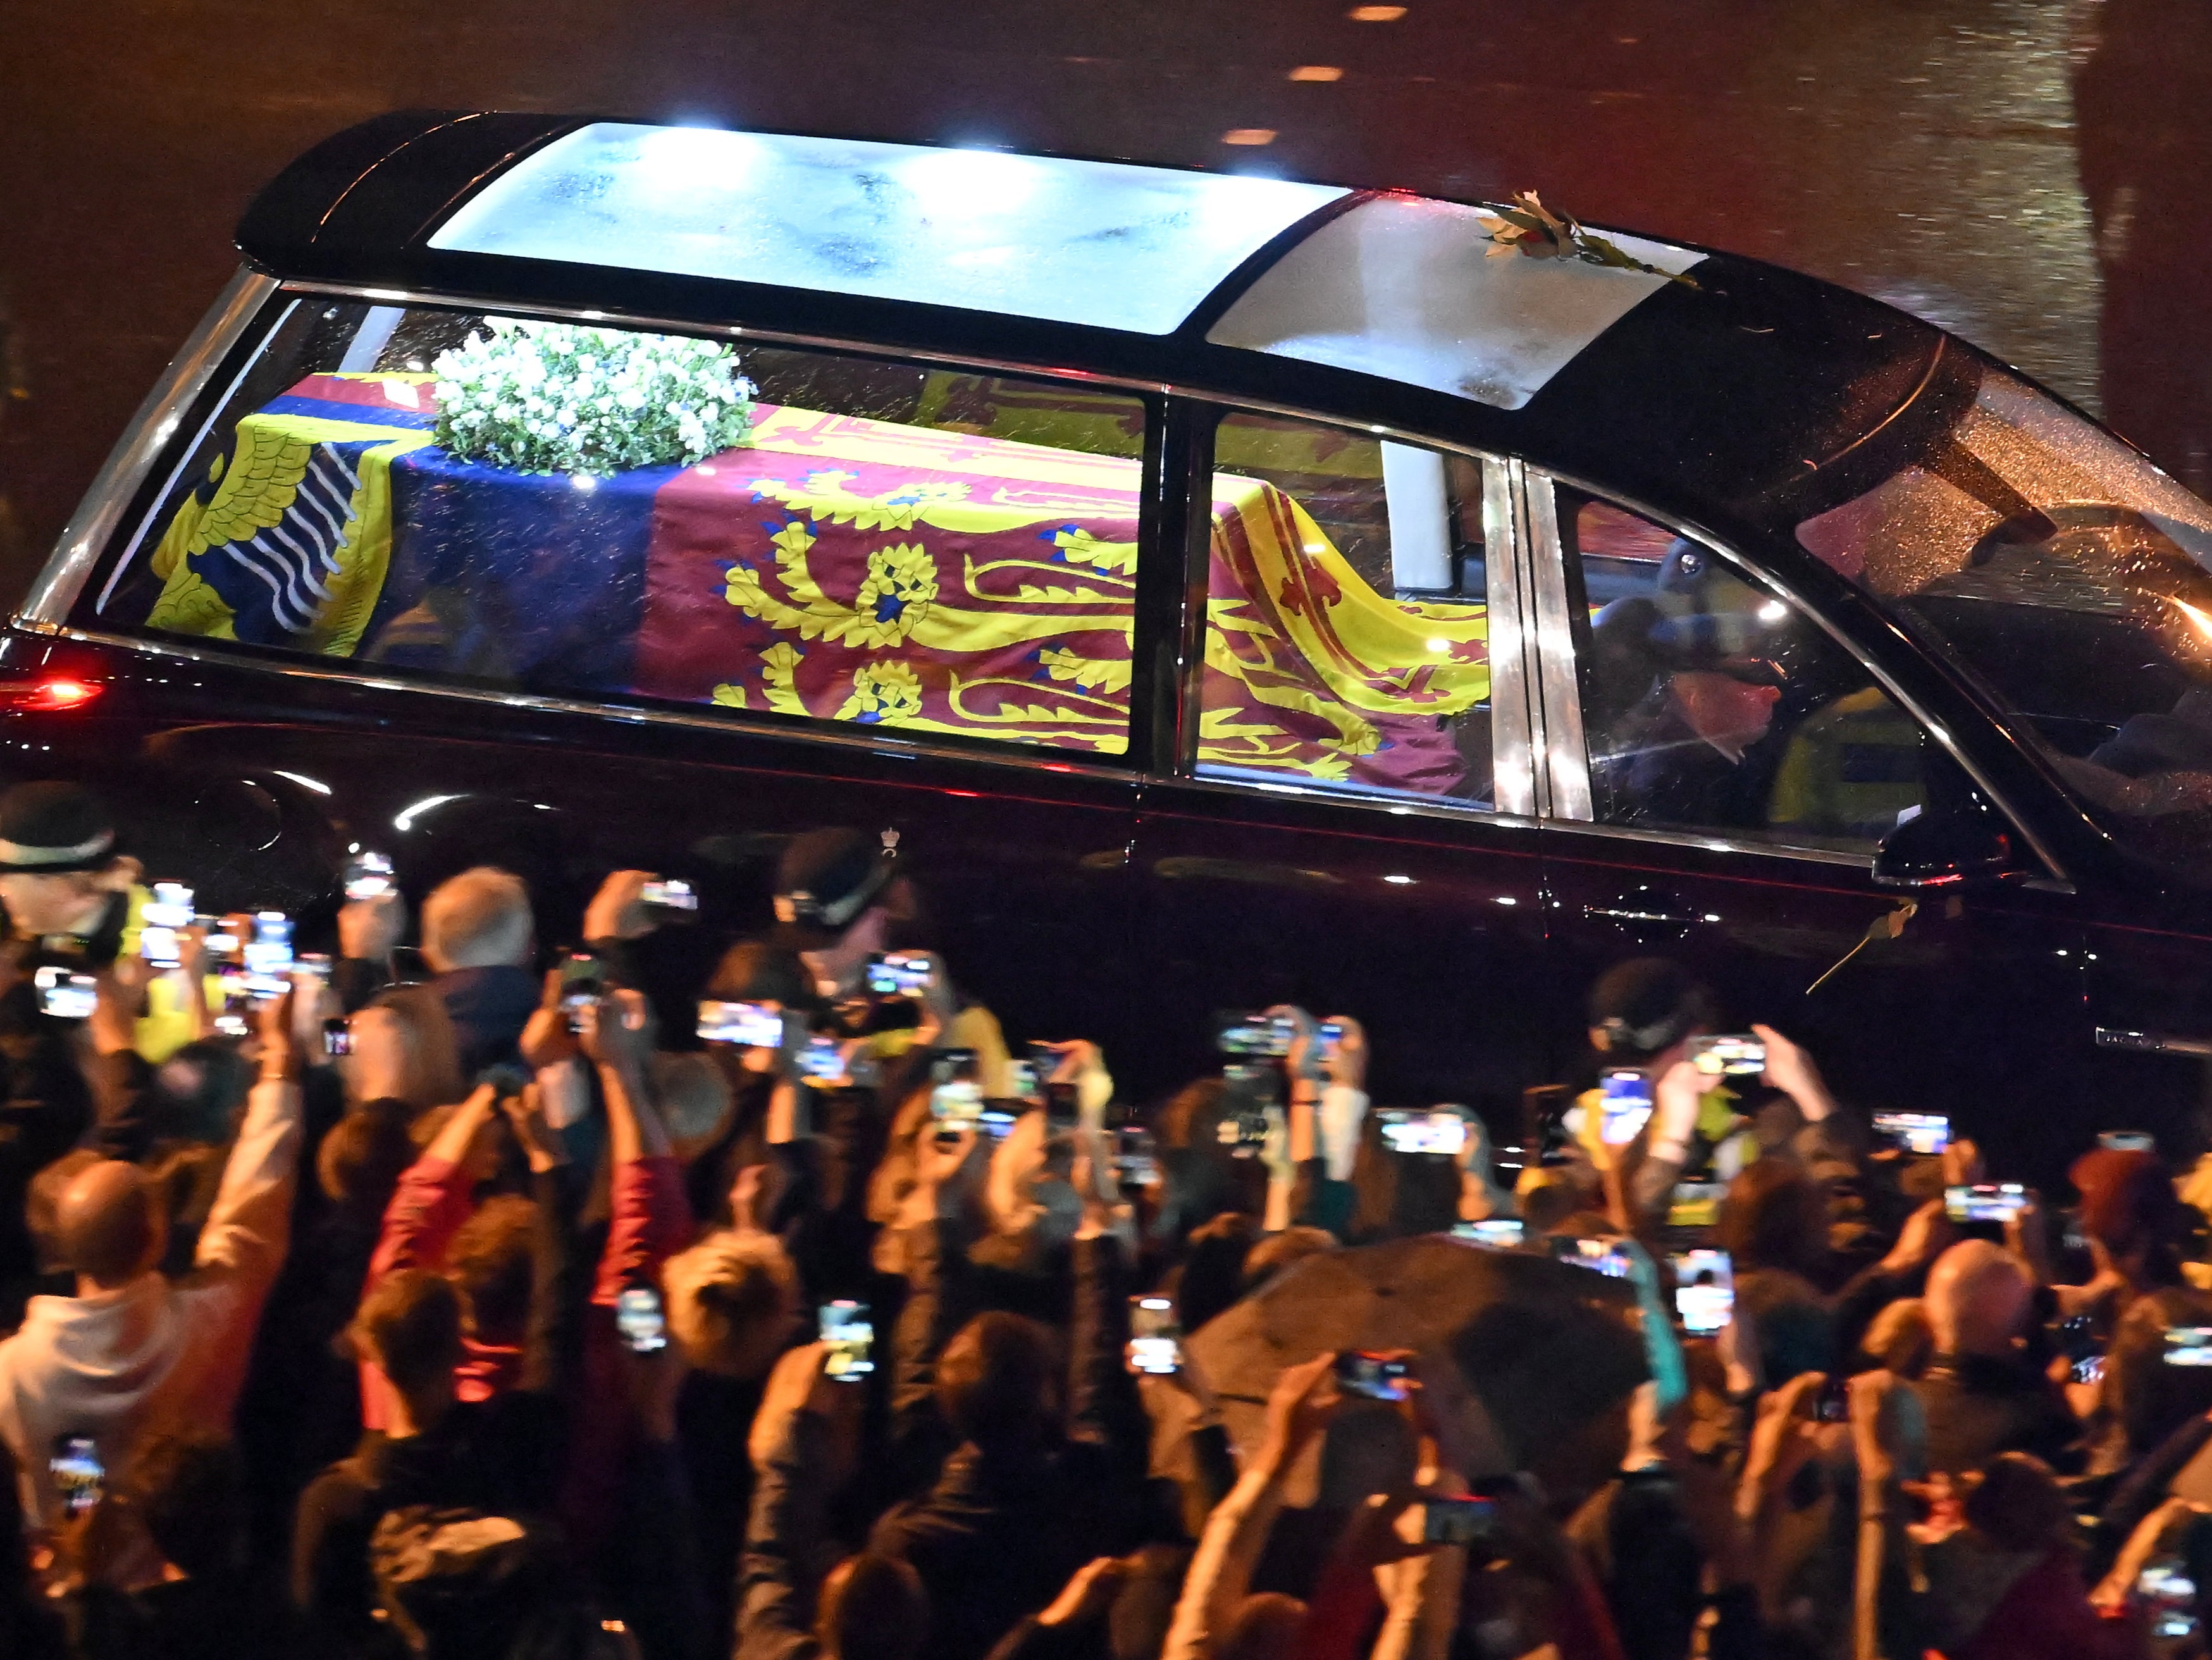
[
  {"x1": 97, "y1": 300, "x2": 1149, "y2": 760},
  {"x1": 1194, "y1": 412, "x2": 1496, "y2": 808},
  {"x1": 1557, "y1": 487, "x2": 1929, "y2": 854}
]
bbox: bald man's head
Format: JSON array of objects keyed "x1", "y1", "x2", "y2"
[
  {"x1": 1927, "y1": 1239, "x2": 2032, "y2": 1358},
  {"x1": 57, "y1": 1161, "x2": 163, "y2": 1289}
]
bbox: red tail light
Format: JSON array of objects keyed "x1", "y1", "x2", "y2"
[{"x1": 0, "y1": 678, "x2": 102, "y2": 711}]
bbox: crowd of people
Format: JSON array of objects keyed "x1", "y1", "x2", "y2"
[{"x1": 0, "y1": 778, "x2": 2209, "y2": 1659}]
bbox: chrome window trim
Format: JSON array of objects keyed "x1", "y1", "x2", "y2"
[
  {"x1": 20, "y1": 269, "x2": 280, "y2": 629},
  {"x1": 1483, "y1": 458, "x2": 1536, "y2": 818},
  {"x1": 1149, "y1": 770, "x2": 1538, "y2": 836},
  {"x1": 1519, "y1": 464, "x2": 2071, "y2": 886},
  {"x1": 1521, "y1": 471, "x2": 1593, "y2": 819},
  {"x1": 1541, "y1": 815, "x2": 1875, "y2": 870},
  {"x1": 40, "y1": 623, "x2": 1147, "y2": 788}
]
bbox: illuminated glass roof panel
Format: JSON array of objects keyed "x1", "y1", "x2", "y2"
[
  {"x1": 431, "y1": 123, "x2": 1348, "y2": 336},
  {"x1": 1206, "y1": 195, "x2": 1707, "y2": 409}
]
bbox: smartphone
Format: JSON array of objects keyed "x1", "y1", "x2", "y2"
[
  {"x1": 1216, "y1": 1108, "x2": 1273, "y2": 1157},
  {"x1": 2100, "y1": 1130, "x2": 2156, "y2": 1153},
  {"x1": 323, "y1": 1017, "x2": 352, "y2": 1058},
  {"x1": 1668, "y1": 1182, "x2": 1727, "y2": 1230},
  {"x1": 931, "y1": 1048, "x2": 979, "y2": 1086},
  {"x1": 140, "y1": 881, "x2": 194, "y2": 967},
  {"x1": 1598, "y1": 1071, "x2": 1653, "y2": 1146},
  {"x1": 1451, "y1": 1218, "x2": 1524, "y2": 1248},
  {"x1": 199, "y1": 918, "x2": 240, "y2": 960},
  {"x1": 49, "y1": 1434, "x2": 103, "y2": 1519},
  {"x1": 821, "y1": 1300, "x2": 874, "y2": 1381},
  {"x1": 1335, "y1": 1350, "x2": 1411, "y2": 1402},
  {"x1": 2166, "y1": 1328, "x2": 2212, "y2": 1367},
  {"x1": 1316, "y1": 1020, "x2": 1344, "y2": 1061},
  {"x1": 237, "y1": 912, "x2": 294, "y2": 998},
  {"x1": 614, "y1": 1286, "x2": 667, "y2": 1354},
  {"x1": 979, "y1": 1106, "x2": 1019, "y2": 1141},
  {"x1": 930, "y1": 1079, "x2": 984, "y2": 1134},
  {"x1": 640, "y1": 877, "x2": 698, "y2": 912},
  {"x1": 1945, "y1": 1182, "x2": 2027, "y2": 1223},
  {"x1": 1671, "y1": 1248, "x2": 1735, "y2": 1335},
  {"x1": 1128, "y1": 1296, "x2": 1181, "y2": 1375},
  {"x1": 343, "y1": 851, "x2": 395, "y2": 902},
  {"x1": 1419, "y1": 1497, "x2": 1499, "y2": 1547},
  {"x1": 1377, "y1": 1110, "x2": 1469, "y2": 1156},
  {"x1": 1552, "y1": 1236, "x2": 1633, "y2": 1279},
  {"x1": 1115, "y1": 1125, "x2": 1159, "y2": 1184},
  {"x1": 1006, "y1": 1059, "x2": 1039, "y2": 1100},
  {"x1": 1043, "y1": 1081, "x2": 1080, "y2": 1132},
  {"x1": 1815, "y1": 1375, "x2": 1851, "y2": 1423},
  {"x1": 34, "y1": 966, "x2": 96, "y2": 1021},
  {"x1": 698, "y1": 999, "x2": 784, "y2": 1047},
  {"x1": 559, "y1": 951, "x2": 603, "y2": 1032},
  {"x1": 1687, "y1": 1034, "x2": 1766, "y2": 1077},
  {"x1": 296, "y1": 951, "x2": 332, "y2": 984},
  {"x1": 798, "y1": 1038, "x2": 848, "y2": 1085},
  {"x1": 2139, "y1": 1558, "x2": 2201, "y2": 1641},
  {"x1": 1872, "y1": 1111, "x2": 1950, "y2": 1156},
  {"x1": 1217, "y1": 1010, "x2": 1292, "y2": 1059},
  {"x1": 865, "y1": 951, "x2": 936, "y2": 998}
]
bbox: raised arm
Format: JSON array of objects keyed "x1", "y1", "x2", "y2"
[
  {"x1": 191, "y1": 989, "x2": 307, "y2": 1289},
  {"x1": 1163, "y1": 1353, "x2": 1340, "y2": 1660}
]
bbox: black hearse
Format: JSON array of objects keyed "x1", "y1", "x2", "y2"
[{"x1": 13, "y1": 111, "x2": 2212, "y2": 1176}]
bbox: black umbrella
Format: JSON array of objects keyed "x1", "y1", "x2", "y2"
[{"x1": 1185, "y1": 1235, "x2": 1650, "y2": 1480}]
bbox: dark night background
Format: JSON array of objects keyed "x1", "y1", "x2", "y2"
[{"x1": 3, "y1": 0, "x2": 2209, "y2": 600}]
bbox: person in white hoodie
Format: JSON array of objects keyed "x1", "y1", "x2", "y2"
[{"x1": 0, "y1": 986, "x2": 304, "y2": 1582}]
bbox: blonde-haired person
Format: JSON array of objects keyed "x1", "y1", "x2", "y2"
[
  {"x1": 412, "y1": 866, "x2": 538, "y2": 1073},
  {"x1": 664, "y1": 1215, "x2": 801, "y2": 1380}
]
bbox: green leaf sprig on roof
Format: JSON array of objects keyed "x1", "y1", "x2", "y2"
[{"x1": 1474, "y1": 192, "x2": 1700, "y2": 288}]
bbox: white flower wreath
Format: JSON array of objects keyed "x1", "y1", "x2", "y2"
[{"x1": 431, "y1": 318, "x2": 756, "y2": 476}]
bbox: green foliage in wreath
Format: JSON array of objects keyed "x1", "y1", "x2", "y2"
[{"x1": 433, "y1": 318, "x2": 756, "y2": 476}]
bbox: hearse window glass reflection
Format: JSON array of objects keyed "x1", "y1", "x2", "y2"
[
  {"x1": 1561, "y1": 488, "x2": 1929, "y2": 853},
  {"x1": 1196, "y1": 412, "x2": 1495, "y2": 807},
  {"x1": 99, "y1": 300, "x2": 1149, "y2": 759},
  {"x1": 1796, "y1": 368, "x2": 2212, "y2": 874}
]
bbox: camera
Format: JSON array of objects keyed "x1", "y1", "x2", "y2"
[{"x1": 324, "y1": 1017, "x2": 352, "y2": 1058}]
